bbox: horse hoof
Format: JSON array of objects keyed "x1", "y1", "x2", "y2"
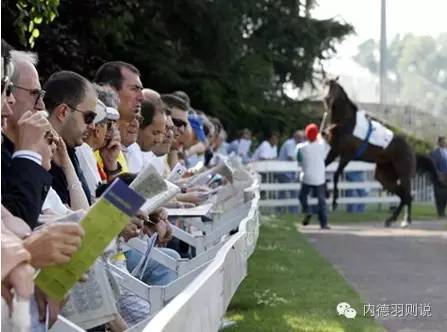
[
  {"x1": 400, "y1": 221, "x2": 410, "y2": 228},
  {"x1": 332, "y1": 203, "x2": 338, "y2": 211},
  {"x1": 384, "y1": 219, "x2": 393, "y2": 227}
]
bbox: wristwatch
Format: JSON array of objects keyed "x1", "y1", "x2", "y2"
[{"x1": 105, "y1": 162, "x2": 123, "y2": 176}]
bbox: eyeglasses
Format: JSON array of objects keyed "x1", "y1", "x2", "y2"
[
  {"x1": 172, "y1": 118, "x2": 188, "y2": 129},
  {"x1": 1, "y1": 80, "x2": 14, "y2": 98},
  {"x1": 107, "y1": 120, "x2": 117, "y2": 130},
  {"x1": 13, "y1": 85, "x2": 46, "y2": 106},
  {"x1": 67, "y1": 104, "x2": 97, "y2": 125}
]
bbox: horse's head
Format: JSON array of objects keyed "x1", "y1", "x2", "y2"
[
  {"x1": 323, "y1": 77, "x2": 347, "y2": 109},
  {"x1": 322, "y1": 77, "x2": 357, "y2": 123}
]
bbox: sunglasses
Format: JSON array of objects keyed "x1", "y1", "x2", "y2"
[
  {"x1": 67, "y1": 104, "x2": 97, "y2": 125},
  {"x1": 13, "y1": 85, "x2": 46, "y2": 106},
  {"x1": 172, "y1": 118, "x2": 188, "y2": 129}
]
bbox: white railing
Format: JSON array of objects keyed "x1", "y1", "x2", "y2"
[
  {"x1": 249, "y1": 160, "x2": 433, "y2": 213},
  {"x1": 50, "y1": 170, "x2": 261, "y2": 332}
]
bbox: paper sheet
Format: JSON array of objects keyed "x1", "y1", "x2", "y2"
[{"x1": 35, "y1": 179, "x2": 145, "y2": 300}]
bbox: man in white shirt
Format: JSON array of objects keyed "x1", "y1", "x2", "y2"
[
  {"x1": 228, "y1": 128, "x2": 252, "y2": 163},
  {"x1": 276, "y1": 130, "x2": 305, "y2": 214},
  {"x1": 296, "y1": 123, "x2": 330, "y2": 229},
  {"x1": 136, "y1": 92, "x2": 168, "y2": 173},
  {"x1": 75, "y1": 99, "x2": 107, "y2": 199},
  {"x1": 252, "y1": 131, "x2": 279, "y2": 161}
]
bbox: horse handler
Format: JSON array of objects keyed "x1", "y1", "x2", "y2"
[{"x1": 297, "y1": 123, "x2": 330, "y2": 229}]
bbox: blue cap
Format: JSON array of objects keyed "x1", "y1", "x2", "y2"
[{"x1": 188, "y1": 114, "x2": 207, "y2": 142}]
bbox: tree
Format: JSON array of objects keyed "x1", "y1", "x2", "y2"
[
  {"x1": 354, "y1": 34, "x2": 447, "y2": 115},
  {"x1": 2, "y1": 0, "x2": 353, "y2": 137}
]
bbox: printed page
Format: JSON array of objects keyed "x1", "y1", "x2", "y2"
[
  {"x1": 61, "y1": 261, "x2": 118, "y2": 329},
  {"x1": 166, "y1": 202, "x2": 214, "y2": 217},
  {"x1": 35, "y1": 179, "x2": 146, "y2": 300},
  {"x1": 130, "y1": 163, "x2": 167, "y2": 199}
]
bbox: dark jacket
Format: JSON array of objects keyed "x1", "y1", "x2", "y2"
[
  {"x1": 1, "y1": 135, "x2": 52, "y2": 229},
  {"x1": 49, "y1": 147, "x2": 92, "y2": 206}
]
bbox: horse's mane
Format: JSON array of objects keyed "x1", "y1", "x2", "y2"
[
  {"x1": 326, "y1": 80, "x2": 358, "y2": 123},
  {"x1": 330, "y1": 80, "x2": 358, "y2": 112}
]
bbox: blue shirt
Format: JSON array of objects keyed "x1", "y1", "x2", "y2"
[
  {"x1": 431, "y1": 147, "x2": 447, "y2": 173},
  {"x1": 278, "y1": 138, "x2": 297, "y2": 161}
]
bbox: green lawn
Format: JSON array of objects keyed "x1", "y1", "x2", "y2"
[
  {"x1": 265, "y1": 203, "x2": 440, "y2": 224},
  {"x1": 225, "y1": 215, "x2": 386, "y2": 332},
  {"x1": 328, "y1": 203, "x2": 440, "y2": 224}
]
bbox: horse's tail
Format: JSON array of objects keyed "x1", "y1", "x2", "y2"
[{"x1": 416, "y1": 154, "x2": 445, "y2": 187}]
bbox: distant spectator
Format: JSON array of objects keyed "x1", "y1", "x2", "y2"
[
  {"x1": 276, "y1": 130, "x2": 305, "y2": 214},
  {"x1": 431, "y1": 136, "x2": 447, "y2": 217},
  {"x1": 252, "y1": 131, "x2": 279, "y2": 161},
  {"x1": 228, "y1": 128, "x2": 252, "y2": 163},
  {"x1": 345, "y1": 171, "x2": 367, "y2": 213}
]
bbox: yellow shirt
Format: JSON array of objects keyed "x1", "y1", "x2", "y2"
[{"x1": 95, "y1": 150, "x2": 129, "y2": 180}]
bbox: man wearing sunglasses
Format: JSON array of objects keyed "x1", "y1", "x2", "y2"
[
  {"x1": 160, "y1": 93, "x2": 190, "y2": 169},
  {"x1": 44, "y1": 71, "x2": 97, "y2": 206}
]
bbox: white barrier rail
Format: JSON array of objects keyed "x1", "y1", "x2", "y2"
[
  {"x1": 249, "y1": 160, "x2": 433, "y2": 212},
  {"x1": 50, "y1": 170, "x2": 261, "y2": 332},
  {"x1": 143, "y1": 179, "x2": 260, "y2": 332}
]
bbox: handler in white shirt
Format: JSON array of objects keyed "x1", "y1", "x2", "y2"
[{"x1": 296, "y1": 123, "x2": 330, "y2": 229}]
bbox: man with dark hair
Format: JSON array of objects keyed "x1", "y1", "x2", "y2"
[
  {"x1": 172, "y1": 90, "x2": 191, "y2": 108},
  {"x1": 94, "y1": 61, "x2": 143, "y2": 122},
  {"x1": 138, "y1": 98, "x2": 167, "y2": 152},
  {"x1": 431, "y1": 136, "x2": 447, "y2": 217},
  {"x1": 44, "y1": 70, "x2": 97, "y2": 205},
  {"x1": 161, "y1": 93, "x2": 189, "y2": 154},
  {"x1": 252, "y1": 131, "x2": 279, "y2": 161},
  {"x1": 228, "y1": 128, "x2": 252, "y2": 163},
  {"x1": 94, "y1": 61, "x2": 143, "y2": 176}
]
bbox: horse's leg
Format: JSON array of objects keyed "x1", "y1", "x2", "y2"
[
  {"x1": 398, "y1": 177, "x2": 413, "y2": 228},
  {"x1": 375, "y1": 164, "x2": 402, "y2": 227},
  {"x1": 332, "y1": 158, "x2": 349, "y2": 211},
  {"x1": 325, "y1": 149, "x2": 338, "y2": 167}
]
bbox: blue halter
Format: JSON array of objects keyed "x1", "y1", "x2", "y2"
[{"x1": 353, "y1": 119, "x2": 373, "y2": 160}]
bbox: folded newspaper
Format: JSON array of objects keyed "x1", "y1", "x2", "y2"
[
  {"x1": 166, "y1": 202, "x2": 214, "y2": 217},
  {"x1": 35, "y1": 178, "x2": 146, "y2": 300},
  {"x1": 186, "y1": 161, "x2": 234, "y2": 187},
  {"x1": 130, "y1": 233, "x2": 158, "y2": 280},
  {"x1": 60, "y1": 260, "x2": 118, "y2": 329},
  {"x1": 130, "y1": 163, "x2": 180, "y2": 214}
]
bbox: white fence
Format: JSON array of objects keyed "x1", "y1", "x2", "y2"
[
  {"x1": 51, "y1": 169, "x2": 260, "y2": 332},
  {"x1": 249, "y1": 160, "x2": 434, "y2": 213}
]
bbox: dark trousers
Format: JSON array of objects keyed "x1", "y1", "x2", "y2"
[
  {"x1": 434, "y1": 186, "x2": 447, "y2": 217},
  {"x1": 299, "y1": 183, "x2": 328, "y2": 227}
]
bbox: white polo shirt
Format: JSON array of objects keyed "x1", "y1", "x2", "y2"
[
  {"x1": 252, "y1": 140, "x2": 277, "y2": 161},
  {"x1": 296, "y1": 138, "x2": 329, "y2": 186}
]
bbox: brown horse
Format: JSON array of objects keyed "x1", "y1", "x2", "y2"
[{"x1": 323, "y1": 79, "x2": 444, "y2": 227}]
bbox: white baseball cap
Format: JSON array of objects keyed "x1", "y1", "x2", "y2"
[
  {"x1": 94, "y1": 99, "x2": 107, "y2": 124},
  {"x1": 105, "y1": 106, "x2": 120, "y2": 121}
]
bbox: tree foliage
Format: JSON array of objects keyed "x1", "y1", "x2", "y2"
[
  {"x1": 354, "y1": 34, "x2": 447, "y2": 115},
  {"x1": 2, "y1": 0, "x2": 353, "y2": 138}
]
